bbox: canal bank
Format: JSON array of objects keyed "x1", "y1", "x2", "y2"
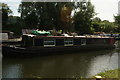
[{"x1": 93, "y1": 69, "x2": 120, "y2": 78}]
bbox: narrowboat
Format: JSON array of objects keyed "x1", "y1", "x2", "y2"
[{"x1": 2, "y1": 34, "x2": 116, "y2": 57}]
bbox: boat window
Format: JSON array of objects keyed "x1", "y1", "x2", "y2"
[
  {"x1": 44, "y1": 39, "x2": 55, "y2": 47},
  {"x1": 81, "y1": 39, "x2": 86, "y2": 45},
  {"x1": 64, "y1": 39, "x2": 73, "y2": 46},
  {"x1": 34, "y1": 39, "x2": 43, "y2": 46}
]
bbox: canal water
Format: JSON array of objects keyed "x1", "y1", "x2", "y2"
[{"x1": 2, "y1": 41, "x2": 120, "y2": 78}]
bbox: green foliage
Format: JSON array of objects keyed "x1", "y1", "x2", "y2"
[
  {"x1": 3, "y1": 2, "x2": 119, "y2": 35},
  {"x1": 1, "y1": 3, "x2": 23, "y2": 35},
  {"x1": 3, "y1": 16, "x2": 22, "y2": 35},
  {"x1": 19, "y1": 2, "x2": 74, "y2": 31},
  {"x1": 94, "y1": 69, "x2": 120, "y2": 78},
  {"x1": 101, "y1": 20, "x2": 116, "y2": 33},
  {"x1": 114, "y1": 15, "x2": 120, "y2": 32},
  {"x1": 74, "y1": 1, "x2": 95, "y2": 34},
  {"x1": 92, "y1": 17, "x2": 101, "y2": 32},
  {"x1": 2, "y1": 3, "x2": 13, "y2": 27},
  {"x1": 92, "y1": 17, "x2": 117, "y2": 33},
  {"x1": 115, "y1": 15, "x2": 120, "y2": 24},
  {"x1": 24, "y1": 11, "x2": 39, "y2": 29}
]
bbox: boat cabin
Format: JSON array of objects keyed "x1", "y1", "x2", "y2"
[{"x1": 22, "y1": 34, "x2": 115, "y2": 48}]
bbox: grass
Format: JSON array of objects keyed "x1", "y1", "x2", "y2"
[
  {"x1": 93, "y1": 69, "x2": 120, "y2": 79},
  {"x1": 31, "y1": 69, "x2": 120, "y2": 80}
]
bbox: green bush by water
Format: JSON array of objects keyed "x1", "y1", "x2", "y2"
[{"x1": 94, "y1": 69, "x2": 120, "y2": 79}]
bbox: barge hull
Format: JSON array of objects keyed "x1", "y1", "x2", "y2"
[{"x1": 2, "y1": 44, "x2": 115, "y2": 57}]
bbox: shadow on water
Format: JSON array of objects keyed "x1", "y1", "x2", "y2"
[
  {"x1": 0, "y1": 47, "x2": 2, "y2": 79},
  {"x1": 2, "y1": 47, "x2": 119, "y2": 78}
]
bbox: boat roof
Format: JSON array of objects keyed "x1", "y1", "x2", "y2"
[{"x1": 23, "y1": 34, "x2": 113, "y2": 39}]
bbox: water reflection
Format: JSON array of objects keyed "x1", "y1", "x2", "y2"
[
  {"x1": 3, "y1": 48, "x2": 119, "y2": 78},
  {"x1": 86, "y1": 52, "x2": 118, "y2": 77},
  {"x1": 0, "y1": 47, "x2": 2, "y2": 79},
  {"x1": 3, "y1": 64, "x2": 22, "y2": 78}
]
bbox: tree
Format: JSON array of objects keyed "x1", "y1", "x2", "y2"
[
  {"x1": 18, "y1": 2, "x2": 75, "y2": 31},
  {"x1": 92, "y1": 17, "x2": 101, "y2": 32},
  {"x1": 6, "y1": 16, "x2": 22, "y2": 35},
  {"x1": 92, "y1": 17, "x2": 117, "y2": 33},
  {"x1": 74, "y1": 0, "x2": 95, "y2": 35},
  {"x1": 114, "y1": 15, "x2": 120, "y2": 32},
  {"x1": 2, "y1": 3, "x2": 12, "y2": 27},
  {"x1": 100, "y1": 20, "x2": 116, "y2": 33},
  {"x1": 18, "y1": 2, "x2": 38, "y2": 29},
  {"x1": 60, "y1": 3, "x2": 74, "y2": 32}
]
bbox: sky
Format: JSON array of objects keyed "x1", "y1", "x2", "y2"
[{"x1": 1, "y1": 0, "x2": 120, "y2": 22}]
